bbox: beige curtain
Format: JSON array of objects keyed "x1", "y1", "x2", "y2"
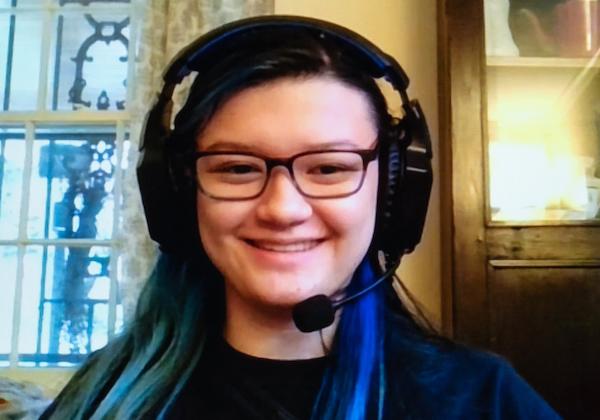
[{"x1": 120, "y1": 0, "x2": 274, "y2": 320}]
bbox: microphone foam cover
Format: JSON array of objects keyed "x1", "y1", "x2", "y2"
[{"x1": 292, "y1": 294, "x2": 335, "y2": 333}]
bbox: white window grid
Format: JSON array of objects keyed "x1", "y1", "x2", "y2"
[{"x1": 0, "y1": 0, "x2": 138, "y2": 367}]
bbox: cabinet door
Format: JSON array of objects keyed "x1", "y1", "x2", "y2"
[{"x1": 439, "y1": 1, "x2": 600, "y2": 418}]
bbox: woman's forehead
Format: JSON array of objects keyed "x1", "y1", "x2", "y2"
[
  {"x1": 196, "y1": 76, "x2": 378, "y2": 153},
  {"x1": 200, "y1": 139, "x2": 366, "y2": 153}
]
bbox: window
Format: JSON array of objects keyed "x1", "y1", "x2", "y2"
[{"x1": 0, "y1": 0, "x2": 136, "y2": 367}]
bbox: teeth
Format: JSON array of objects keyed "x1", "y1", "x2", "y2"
[{"x1": 250, "y1": 240, "x2": 321, "y2": 252}]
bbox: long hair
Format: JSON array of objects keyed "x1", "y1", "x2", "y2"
[
  {"x1": 43, "y1": 26, "x2": 450, "y2": 419},
  {"x1": 312, "y1": 260, "x2": 386, "y2": 420}
]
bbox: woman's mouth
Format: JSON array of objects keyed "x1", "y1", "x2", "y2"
[{"x1": 245, "y1": 239, "x2": 324, "y2": 253}]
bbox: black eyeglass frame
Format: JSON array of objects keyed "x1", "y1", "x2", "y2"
[{"x1": 188, "y1": 143, "x2": 380, "y2": 200}]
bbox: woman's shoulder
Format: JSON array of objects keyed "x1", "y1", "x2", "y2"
[
  {"x1": 443, "y1": 343, "x2": 517, "y2": 381},
  {"x1": 439, "y1": 345, "x2": 534, "y2": 393},
  {"x1": 447, "y1": 346, "x2": 561, "y2": 418},
  {"x1": 390, "y1": 338, "x2": 562, "y2": 419}
]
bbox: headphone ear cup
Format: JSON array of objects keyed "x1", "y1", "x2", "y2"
[
  {"x1": 376, "y1": 100, "x2": 433, "y2": 264},
  {"x1": 137, "y1": 103, "x2": 200, "y2": 254},
  {"x1": 376, "y1": 128, "x2": 407, "y2": 264}
]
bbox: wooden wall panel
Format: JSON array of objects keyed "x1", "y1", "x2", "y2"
[
  {"x1": 488, "y1": 262, "x2": 600, "y2": 419},
  {"x1": 487, "y1": 227, "x2": 600, "y2": 260},
  {"x1": 438, "y1": 0, "x2": 600, "y2": 417},
  {"x1": 438, "y1": 0, "x2": 490, "y2": 345}
]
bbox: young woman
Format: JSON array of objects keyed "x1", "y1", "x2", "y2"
[{"x1": 42, "y1": 16, "x2": 561, "y2": 420}]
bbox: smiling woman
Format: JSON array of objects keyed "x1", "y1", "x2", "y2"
[
  {"x1": 41, "y1": 15, "x2": 561, "y2": 420},
  {"x1": 196, "y1": 77, "x2": 380, "y2": 341}
]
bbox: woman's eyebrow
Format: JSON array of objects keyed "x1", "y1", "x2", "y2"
[
  {"x1": 202, "y1": 141, "x2": 254, "y2": 151},
  {"x1": 201, "y1": 139, "x2": 363, "y2": 152}
]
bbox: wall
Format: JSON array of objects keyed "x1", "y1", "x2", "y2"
[{"x1": 275, "y1": 0, "x2": 442, "y2": 327}]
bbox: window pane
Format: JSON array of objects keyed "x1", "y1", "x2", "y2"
[
  {"x1": 0, "y1": 11, "x2": 44, "y2": 110},
  {"x1": 1, "y1": 1, "x2": 131, "y2": 8},
  {"x1": 0, "y1": 126, "x2": 25, "y2": 239},
  {"x1": 485, "y1": 2, "x2": 600, "y2": 223},
  {"x1": 0, "y1": 13, "x2": 8, "y2": 108},
  {"x1": 48, "y1": 10, "x2": 129, "y2": 111},
  {"x1": 18, "y1": 245, "x2": 119, "y2": 366},
  {"x1": 54, "y1": 0, "x2": 131, "y2": 5},
  {"x1": 28, "y1": 126, "x2": 117, "y2": 240},
  {"x1": 8, "y1": 0, "x2": 48, "y2": 6},
  {"x1": 0, "y1": 246, "x2": 17, "y2": 365}
]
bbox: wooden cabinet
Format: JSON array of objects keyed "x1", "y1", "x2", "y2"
[{"x1": 438, "y1": 1, "x2": 600, "y2": 418}]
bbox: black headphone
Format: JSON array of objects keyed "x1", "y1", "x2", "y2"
[{"x1": 137, "y1": 15, "x2": 433, "y2": 267}]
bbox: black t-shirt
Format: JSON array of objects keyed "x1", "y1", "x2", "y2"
[
  {"x1": 171, "y1": 338, "x2": 327, "y2": 419},
  {"x1": 41, "y1": 335, "x2": 562, "y2": 419},
  {"x1": 169, "y1": 338, "x2": 562, "y2": 420}
]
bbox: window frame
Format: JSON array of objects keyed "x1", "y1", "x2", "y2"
[{"x1": 0, "y1": 0, "x2": 137, "y2": 368}]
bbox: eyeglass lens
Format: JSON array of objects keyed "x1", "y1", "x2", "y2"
[{"x1": 196, "y1": 151, "x2": 367, "y2": 199}]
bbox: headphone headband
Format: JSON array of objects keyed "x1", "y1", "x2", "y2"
[
  {"x1": 137, "y1": 15, "x2": 433, "y2": 261},
  {"x1": 163, "y1": 15, "x2": 410, "y2": 94}
]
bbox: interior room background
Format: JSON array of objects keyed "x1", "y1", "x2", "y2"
[
  {"x1": 0, "y1": 0, "x2": 440, "y2": 397},
  {"x1": 3, "y1": 1, "x2": 599, "y2": 418}
]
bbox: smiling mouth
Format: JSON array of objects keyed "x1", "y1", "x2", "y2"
[{"x1": 245, "y1": 239, "x2": 324, "y2": 253}]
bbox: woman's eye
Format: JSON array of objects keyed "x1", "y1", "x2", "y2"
[
  {"x1": 310, "y1": 164, "x2": 350, "y2": 175},
  {"x1": 223, "y1": 164, "x2": 258, "y2": 174},
  {"x1": 319, "y1": 166, "x2": 340, "y2": 174},
  {"x1": 213, "y1": 163, "x2": 261, "y2": 174}
]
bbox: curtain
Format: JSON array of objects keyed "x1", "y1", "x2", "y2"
[{"x1": 120, "y1": 0, "x2": 274, "y2": 320}]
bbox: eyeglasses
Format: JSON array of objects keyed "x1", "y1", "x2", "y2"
[{"x1": 190, "y1": 145, "x2": 379, "y2": 200}]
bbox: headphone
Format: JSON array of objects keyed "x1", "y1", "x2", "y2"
[{"x1": 137, "y1": 15, "x2": 433, "y2": 267}]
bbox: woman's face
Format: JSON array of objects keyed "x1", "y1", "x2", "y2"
[{"x1": 196, "y1": 76, "x2": 379, "y2": 313}]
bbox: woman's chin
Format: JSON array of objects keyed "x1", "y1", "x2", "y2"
[{"x1": 256, "y1": 292, "x2": 315, "y2": 311}]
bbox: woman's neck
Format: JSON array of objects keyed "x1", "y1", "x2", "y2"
[{"x1": 223, "y1": 288, "x2": 338, "y2": 360}]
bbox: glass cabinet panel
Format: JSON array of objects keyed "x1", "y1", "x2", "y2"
[{"x1": 484, "y1": 0, "x2": 600, "y2": 222}]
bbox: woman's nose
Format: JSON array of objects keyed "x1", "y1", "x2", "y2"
[{"x1": 255, "y1": 167, "x2": 313, "y2": 227}]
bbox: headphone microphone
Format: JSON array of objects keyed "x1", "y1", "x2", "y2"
[{"x1": 292, "y1": 259, "x2": 401, "y2": 333}]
